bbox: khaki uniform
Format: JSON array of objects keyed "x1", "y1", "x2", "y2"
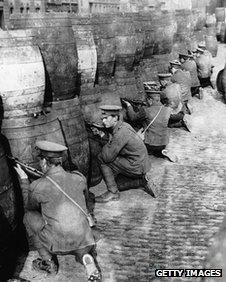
[
  {"x1": 98, "y1": 121, "x2": 149, "y2": 193},
  {"x1": 171, "y1": 69, "x2": 192, "y2": 102},
  {"x1": 161, "y1": 82, "x2": 182, "y2": 107},
  {"x1": 181, "y1": 59, "x2": 200, "y2": 88},
  {"x1": 22, "y1": 166, "x2": 95, "y2": 254},
  {"x1": 144, "y1": 105, "x2": 171, "y2": 147}
]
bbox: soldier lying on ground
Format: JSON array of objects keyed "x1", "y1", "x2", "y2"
[
  {"x1": 94, "y1": 105, "x2": 157, "y2": 203},
  {"x1": 14, "y1": 140, "x2": 101, "y2": 282}
]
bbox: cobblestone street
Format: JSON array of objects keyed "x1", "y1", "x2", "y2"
[{"x1": 14, "y1": 45, "x2": 226, "y2": 282}]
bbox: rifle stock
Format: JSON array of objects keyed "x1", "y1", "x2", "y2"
[{"x1": 7, "y1": 156, "x2": 43, "y2": 179}]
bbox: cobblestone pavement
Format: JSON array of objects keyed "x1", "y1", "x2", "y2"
[{"x1": 14, "y1": 45, "x2": 226, "y2": 282}]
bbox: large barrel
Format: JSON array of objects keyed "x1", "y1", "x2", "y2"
[
  {"x1": 1, "y1": 114, "x2": 65, "y2": 168},
  {"x1": 70, "y1": 15, "x2": 97, "y2": 88},
  {"x1": 222, "y1": 65, "x2": 226, "y2": 101},
  {"x1": 216, "y1": 69, "x2": 224, "y2": 93},
  {"x1": 9, "y1": 13, "x2": 79, "y2": 101},
  {"x1": 140, "y1": 10, "x2": 177, "y2": 58},
  {"x1": 0, "y1": 29, "x2": 45, "y2": 118},
  {"x1": 175, "y1": 9, "x2": 192, "y2": 43},
  {"x1": 111, "y1": 13, "x2": 145, "y2": 71},
  {"x1": 91, "y1": 14, "x2": 116, "y2": 84},
  {"x1": 219, "y1": 22, "x2": 226, "y2": 42},
  {"x1": 205, "y1": 35, "x2": 218, "y2": 57},
  {"x1": 51, "y1": 98, "x2": 90, "y2": 176},
  {"x1": 0, "y1": 137, "x2": 18, "y2": 230},
  {"x1": 215, "y1": 7, "x2": 226, "y2": 22}
]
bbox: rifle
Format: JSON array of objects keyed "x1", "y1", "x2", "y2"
[
  {"x1": 120, "y1": 98, "x2": 147, "y2": 110},
  {"x1": 7, "y1": 155, "x2": 43, "y2": 179}
]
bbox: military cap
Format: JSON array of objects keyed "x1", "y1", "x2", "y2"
[
  {"x1": 196, "y1": 47, "x2": 205, "y2": 53},
  {"x1": 86, "y1": 111, "x2": 104, "y2": 128},
  {"x1": 35, "y1": 140, "x2": 68, "y2": 158},
  {"x1": 198, "y1": 43, "x2": 206, "y2": 50},
  {"x1": 145, "y1": 90, "x2": 162, "y2": 97},
  {"x1": 158, "y1": 73, "x2": 172, "y2": 80},
  {"x1": 169, "y1": 60, "x2": 181, "y2": 67},
  {"x1": 179, "y1": 53, "x2": 193, "y2": 59},
  {"x1": 99, "y1": 105, "x2": 122, "y2": 117}
]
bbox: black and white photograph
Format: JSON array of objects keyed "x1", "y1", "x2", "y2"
[{"x1": 0, "y1": 0, "x2": 226, "y2": 281}]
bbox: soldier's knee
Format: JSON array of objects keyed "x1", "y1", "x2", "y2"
[{"x1": 23, "y1": 211, "x2": 45, "y2": 233}]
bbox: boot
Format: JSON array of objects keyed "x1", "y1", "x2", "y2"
[
  {"x1": 95, "y1": 191, "x2": 120, "y2": 203},
  {"x1": 32, "y1": 258, "x2": 58, "y2": 275},
  {"x1": 82, "y1": 254, "x2": 102, "y2": 282}
]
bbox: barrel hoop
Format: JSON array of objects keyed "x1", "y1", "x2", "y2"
[{"x1": 0, "y1": 181, "x2": 14, "y2": 195}]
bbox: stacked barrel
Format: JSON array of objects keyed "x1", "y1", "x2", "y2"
[
  {"x1": 215, "y1": 7, "x2": 226, "y2": 43},
  {"x1": 70, "y1": 15, "x2": 100, "y2": 125},
  {"x1": 1, "y1": 13, "x2": 90, "y2": 176},
  {"x1": 205, "y1": 13, "x2": 218, "y2": 57},
  {"x1": 111, "y1": 13, "x2": 144, "y2": 99}
]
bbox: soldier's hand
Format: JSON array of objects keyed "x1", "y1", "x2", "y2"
[
  {"x1": 124, "y1": 101, "x2": 131, "y2": 107},
  {"x1": 14, "y1": 164, "x2": 28, "y2": 180}
]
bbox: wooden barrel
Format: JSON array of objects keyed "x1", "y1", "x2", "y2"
[
  {"x1": 205, "y1": 35, "x2": 218, "y2": 57},
  {"x1": 70, "y1": 15, "x2": 97, "y2": 88},
  {"x1": 91, "y1": 14, "x2": 116, "y2": 84},
  {"x1": 1, "y1": 114, "x2": 65, "y2": 168},
  {"x1": 215, "y1": 7, "x2": 226, "y2": 22},
  {"x1": 140, "y1": 10, "x2": 176, "y2": 58},
  {"x1": 51, "y1": 98, "x2": 90, "y2": 176},
  {"x1": 111, "y1": 13, "x2": 145, "y2": 71},
  {"x1": 206, "y1": 14, "x2": 216, "y2": 28},
  {"x1": 9, "y1": 12, "x2": 79, "y2": 101},
  {"x1": 191, "y1": 8, "x2": 206, "y2": 32},
  {"x1": 222, "y1": 65, "x2": 226, "y2": 101},
  {"x1": 216, "y1": 69, "x2": 224, "y2": 93},
  {"x1": 87, "y1": 132, "x2": 103, "y2": 188},
  {"x1": 220, "y1": 22, "x2": 226, "y2": 43},
  {"x1": 175, "y1": 9, "x2": 192, "y2": 43},
  {"x1": 0, "y1": 138, "x2": 17, "y2": 230},
  {"x1": 0, "y1": 29, "x2": 45, "y2": 118}
]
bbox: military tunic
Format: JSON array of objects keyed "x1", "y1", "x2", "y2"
[
  {"x1": 100, "y1": 121, "x2": 149, "y2": 175},
  {"x1": 22, "y1": 166, "x2": 95, "y2": 253},
  {"x1": 171, "y1": 69, "x2": 192, "y2": 102},
  {"x1": 181, "y1": 59, "x2": 200, "y2": 88}
]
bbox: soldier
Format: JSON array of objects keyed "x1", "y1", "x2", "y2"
[
  {"x1": 195, "y1": 46, "x2": 214, "y2": 88},
  {"x1": 169, "y1": 60, "x2": 192, "y2": 114},
  {"x1": 14, "y1": 141, "x2": 101, "y2": 282},
  {"x1": 158, "y1": 73, "x2": 182, "y2": 106},
  {"x1": 95, "y1": 105, "x2": 156, "y2": 203},
  {"x1": 178, "y1": 53, "x2": 202, "y2": 98},
  {"x1": 157, "y1": 73, "x2": 190, "y2": 131},
  {"x1": 124, "y1": 90, "x2": 176, "y2": 162}
]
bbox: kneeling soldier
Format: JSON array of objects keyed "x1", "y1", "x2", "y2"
[
  {"x1": 95, "y1": 105, "x2": 156, "y2": 203},
  {"x1": 15, "y1": 140, "x2": 101, "y2": 282}
]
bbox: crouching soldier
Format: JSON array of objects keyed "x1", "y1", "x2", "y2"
[
  {"x1": 195, "y1": 46, "x2": 214, "y2": 89},
  {"x1": 95, "y1": 105, "x2": 156, "y2": 203},
  {"x1": 157, "y1": 73, "x2": 190, "y2": 132},
  {"x1": 124, "y1": 90, "x2": 176, "y2": 162},
  {"x1": 179, "y1": 53, "x2": 202, "y2": 98},
  {"x1": 15, "y1": 141, "x2": 101, "y2": 282},
  {"x1": 169, "y1": 60, "x2": 192, "y2": 115}
]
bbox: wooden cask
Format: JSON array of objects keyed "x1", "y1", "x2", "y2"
[
  {"x1": 0, "y1": 29, "x2": 45, "y2": 118},
  {"x1": 9, "y1": 12, "x2": 79, "y2": 101}
]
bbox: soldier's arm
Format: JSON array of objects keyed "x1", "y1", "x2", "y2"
[
  {"x1": 101, "y1": 130, "x2": 128, "y2": 163},
  {"x1": 26, "y1": 181, "x2": 42, "y2": 211},
  {"x1": 126, "y1": 104, "x2": 146, "y2": 121}
]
